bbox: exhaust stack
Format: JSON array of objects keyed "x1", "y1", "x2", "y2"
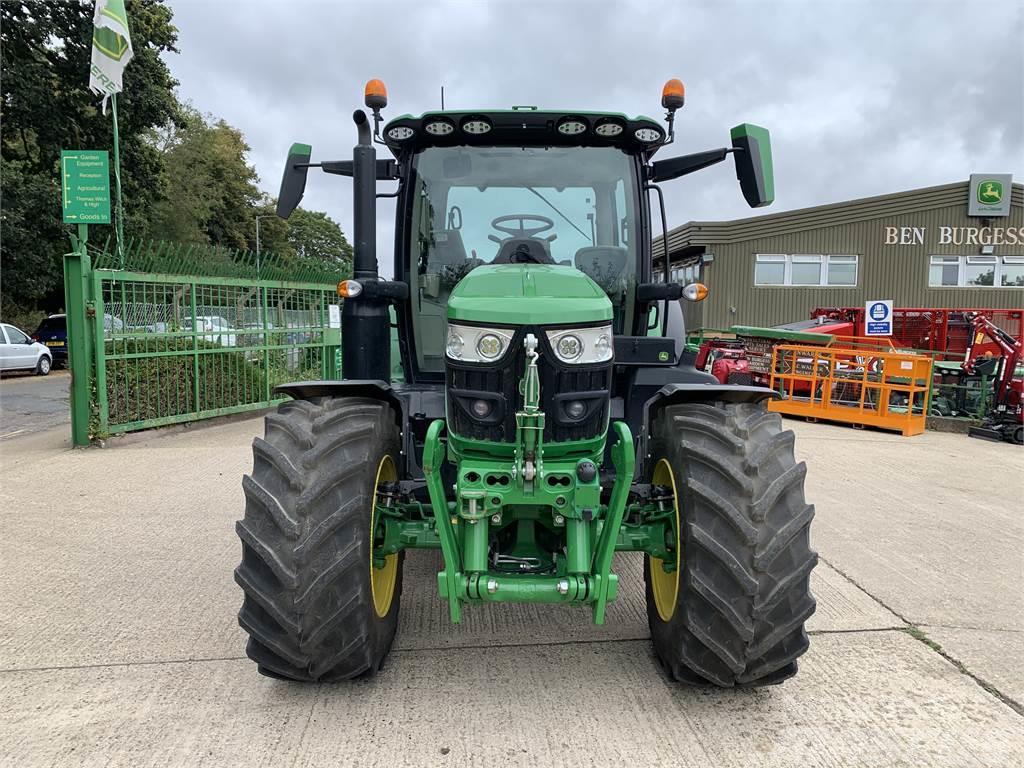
[{"x1": 342, "y1": 109, "x2": 390, "y2": 381}]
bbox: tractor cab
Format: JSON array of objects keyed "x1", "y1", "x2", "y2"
[{"x1": 392, "y1": 131, "x2": 646, "y2": 374}]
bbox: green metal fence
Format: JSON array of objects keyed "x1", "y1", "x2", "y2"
[{"x1": 64, "y1": 237, "x2": 343, "y2": 444}]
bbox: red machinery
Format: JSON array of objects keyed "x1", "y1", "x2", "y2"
[
  {"x1": 809, "y1": 307, "x2": 1023, "y2": 359},
  {"x1": 963, "y1": 314, "x2": 1023, "y2": 445},
  {"x1": 694, "y1": 338, "x2": 752, "y2": 385}
]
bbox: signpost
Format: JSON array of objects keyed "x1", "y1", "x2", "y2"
[
  {"x1": 61, "y1": 149, "x2": 111, "y2": 446},
  {"x1": 864, "y1": 300, "x2": 894, "y2": 336},
  {"x1": 61, "y1": 150, "x2": 112, "y2": 224}
]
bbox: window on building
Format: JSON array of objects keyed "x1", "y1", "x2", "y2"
[
  {"x1": 826, "y1": 255, "x2": 858, "y2": 285},
  {"x1": 929, "y1": 255, "x2": 960, "y2": 287},
  {"x1": 1002, "y1": 256, "x2": 1024, "y2": 287},
  {"x1": 755, "y1": 253, "x2": 859, "y2": 286},
  {"x1": 791, "y1": 254, "x2": 822, "y2": 285},
  {"x1": 928, "y1": 255, "x2": 1023, "y2": 287},
  {"x1": 965, "y1": 256, "x2": 996, "y2": 286},
  {"x1": 754, "y1": 254, "x2": 786, "y2": 285},
  {"x1": 662, "y1": 262, "x2": 701, "y2": 284}
]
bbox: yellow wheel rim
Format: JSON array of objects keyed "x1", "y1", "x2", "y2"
[
  {"x1": 370, "y1": 454, "x2": 399, "y2": 618},
  {"x1": 649, "y1": 458, "x2": 681, "y2": 622}
]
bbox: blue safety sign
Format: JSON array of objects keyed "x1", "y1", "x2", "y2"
[{"x1": 864, "y1": 300, "x2": 893, "y2": 336}]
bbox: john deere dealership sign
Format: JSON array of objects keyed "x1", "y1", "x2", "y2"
[{"x1": 968, "y1": 173, "x2": 1012, "y2": 217}]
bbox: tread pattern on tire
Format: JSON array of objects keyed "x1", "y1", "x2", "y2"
[
  {"x1": 646, "y1": 401, "x2": 817, "y2": 687},
  {"x1": 234, "y1": 396, "x2": 401, "y2": 682}
]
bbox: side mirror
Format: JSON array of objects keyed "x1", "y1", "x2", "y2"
[
  {"x1": 277, "y1": 142, "x2": 312, "y2": 219},
  {"x1": 730, "y1": 123, "x2": 774, "y2": 208}
]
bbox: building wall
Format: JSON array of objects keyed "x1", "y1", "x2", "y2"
[{"x1": 697, "y1": 200, "x2": 1024, "y2": 329}]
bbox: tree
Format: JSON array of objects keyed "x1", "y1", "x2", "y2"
[
  {"x1": 285, "y1": 208, "x2": 353, "y2": 277},
  {"x1": 150, "y1": 106, "x2": 261, "y2": 250},
  {"x1": 249, "y1": 201, "x2": 352, "y2": 278},
  {"x1": 0, "y1": 0, "x2": 181, "y2": 315}
]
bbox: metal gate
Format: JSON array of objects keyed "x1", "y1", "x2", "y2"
[{"x1": 64, "y1": 238, "x2": 342, "y2": 444}]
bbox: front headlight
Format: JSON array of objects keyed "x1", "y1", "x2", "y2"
[
  {"x1": 546, "y1": 325, "x2": 613, "y2": 364},
  {"x1": 446, "y1": 324, "x2": 514, "y2": 363}
]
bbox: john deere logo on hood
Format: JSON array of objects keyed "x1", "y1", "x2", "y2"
[{"x1": 977, "y1": 180, "x2": 1003, "y2": 205}]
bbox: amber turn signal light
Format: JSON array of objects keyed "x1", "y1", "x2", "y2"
[
  {"x1": 661, "y1": 78, "x2": 685, "y2": 110},
  {"x1": 682, "y1": 282, "x2": 708, "y2": 302},
  {"x1": 337, "y1": 279, "x2": 363, "y2": 298},
  {"x1": 364, "y1": 79, "x2": 388, "y2": 110}
]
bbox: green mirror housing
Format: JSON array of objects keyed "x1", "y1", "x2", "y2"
[
  {"x1": 276, "y1": 142, "x2": 312, "y2": 219},
  {"x1": 730, "y1": 123, "x2": 774, "y2": 208}
]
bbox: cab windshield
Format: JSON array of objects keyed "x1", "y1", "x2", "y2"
[{"x1": 408, "y1": 145, "x2": 639, "y2": 372}]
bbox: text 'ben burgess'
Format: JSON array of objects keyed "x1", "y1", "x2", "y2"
[{"x1": 884, "y1": 226, "x2": 1024, "y2": 247}]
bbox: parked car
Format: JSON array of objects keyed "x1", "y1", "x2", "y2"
[
  {"x1": 1, "y1": 323, "x2": 52, "y2": 375},
  {"x1": 31, "y1": 314, "x2": 68, "y2": 367},
  {"x1": 103, "y1": 314, "x2": 124, "y2": 333},
  {"x1": 184, "y1": 315, "x2": 237, "y2": 347}
]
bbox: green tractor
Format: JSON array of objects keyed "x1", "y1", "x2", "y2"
[{"x1": 234, "y1": 79, "x2": 817, "y2": 687}]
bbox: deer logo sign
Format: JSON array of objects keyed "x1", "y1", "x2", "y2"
[{"x1": 977, "y1": 181, "x2": 1003, "y2": 205}]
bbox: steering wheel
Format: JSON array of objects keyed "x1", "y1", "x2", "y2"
[{"x1": 490, "y1": 214, "x2": 555, "y2": 239}]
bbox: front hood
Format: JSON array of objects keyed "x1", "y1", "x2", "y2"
[{"x1": 447, "y1": 264, "x2": 613, "y2": 326}]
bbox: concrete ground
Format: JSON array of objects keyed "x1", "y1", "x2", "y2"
[
  {"x1": 0, "y1": 417, "x2": 1021, "y2": 767},
  {"x1": 0, "y1": 369, "x2": 70, "y2": 440}
]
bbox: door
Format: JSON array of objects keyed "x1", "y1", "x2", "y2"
[
  {"x1": 0, "y1": 325, "x2": 9, "y2": 369},
  {"x1": 0, "y1": 324, "x2": 34, "y2": 370}
]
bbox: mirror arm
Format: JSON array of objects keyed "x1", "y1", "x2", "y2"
[
  {"x1": 300, "y1": 160, "x2": 399, "y2": 180},
  {"x1": 650, "y1": 148, "x2": 738, "y2": 183}
]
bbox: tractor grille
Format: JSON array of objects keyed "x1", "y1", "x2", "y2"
[{"x1": 446, "y1": 328, "x2": 611, "y2": 444}]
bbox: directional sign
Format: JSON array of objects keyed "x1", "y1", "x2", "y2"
[
  {"x1": 864, "y1": 300, "x2": 893, "y2": 336},
  {"x1": 61, "y1": 150, "x2": 111, "y2": 224}
]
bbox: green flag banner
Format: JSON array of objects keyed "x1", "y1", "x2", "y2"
[{"x1": 89, "y1": 0, "x2": 133, "y2": 113}]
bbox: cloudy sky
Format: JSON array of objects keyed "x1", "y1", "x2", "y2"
[{"x1": 165, "y1": 0, "x2": 1023, "y2": 263}]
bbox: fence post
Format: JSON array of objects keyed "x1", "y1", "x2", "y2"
[
  {"x1": 64, "y1": 225, "x2": 93, "y2": 446},
  {"x1": 262, "y1": 284, "x2": 271, "y2": 402},
  {"x1": 92, "y1": 270, "x2": 109, "y2": 433},
  {"x1": 191, "y1": 280, "x2": 199, "y2": 414}
]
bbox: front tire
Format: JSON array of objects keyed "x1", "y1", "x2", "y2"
[
  {"x1": 645, "y1": 401, "x2": 817, "y2": 687},
  {"x1": 234, "y1": 396, "x2": 403, "y2": 681},
  {"x1": 36, "y1": 356, "x2": 51, "y2": 375}
]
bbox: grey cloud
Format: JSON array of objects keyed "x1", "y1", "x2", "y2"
[{"x1": 165, "y1": 0, "x2": 1023, "y2": 264}]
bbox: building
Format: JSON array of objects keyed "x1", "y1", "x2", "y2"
[{"x1": 656, "y1": 178, "x2": 1024, "y2": 331}]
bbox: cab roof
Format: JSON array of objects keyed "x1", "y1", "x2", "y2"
[{"x1": 381, "y1": 109, "x2": 667, "y2": 157}]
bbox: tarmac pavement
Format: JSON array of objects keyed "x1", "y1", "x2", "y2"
[
  {"x1": 0, "y1": 417, "x2": 1021, "y2": 767},
  {"x1": 0, "y1": 370, "x2": 70, "y2": 440}
]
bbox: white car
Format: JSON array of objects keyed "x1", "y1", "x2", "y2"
[
  {"x1": 185, "y1": 316, "x2": 237, "y2": 347},
  {"x1": 0, "y1": 323, "x2": 52, "y2": 375}
]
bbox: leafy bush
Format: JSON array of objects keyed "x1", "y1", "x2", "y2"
[
  {"x1": 0, "y1": 304, "x2": 49, "y2": 336},
  {"x1": 105, "y1": 337, "x2": 267, "y2": 425}
]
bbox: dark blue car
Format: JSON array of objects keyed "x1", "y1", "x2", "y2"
[{"x1": 32, "y1": 314, "x2": 68, "y2": 367}]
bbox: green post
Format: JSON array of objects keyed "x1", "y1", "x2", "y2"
[
  {"x1": 191, "y1": 281, "x2": 199, "y2": 412},
  {"x1": 111, "y1": 93, "x2": 125, "y2": 267},
  {"x1": 262, "y1": 285, "x2": 271, "y2": 402},
  {"x1": 64, "y1": 225, "x2": 93, "y2": 446},
  {"x1": 92, "y1": 269, "x2": 109, "y2": 431}
]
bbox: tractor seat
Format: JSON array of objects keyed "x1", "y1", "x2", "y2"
[
  {"x1": 493, "y1": 238, "x2": 554, "y2": 265},
  {"x1": 575, "y1": 246, "x2": 628, "y2": 285}
]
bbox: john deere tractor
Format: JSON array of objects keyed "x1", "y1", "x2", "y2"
[{"x1": 234, "y1": 79, "x2": 817, "y2": 687}]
